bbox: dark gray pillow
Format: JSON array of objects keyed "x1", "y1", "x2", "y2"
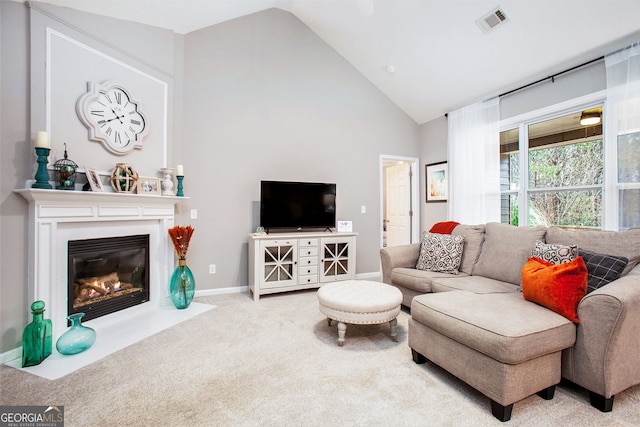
[{"x1": 579, "y1": 249, "x2": 628, "y2": 293}]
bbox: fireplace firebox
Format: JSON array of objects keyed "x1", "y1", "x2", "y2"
[{"x1": 68, "y1": 234, "x2": 150, "y2": 323}]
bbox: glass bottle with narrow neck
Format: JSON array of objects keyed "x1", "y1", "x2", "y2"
[{"x1": 22, "y1": 300, "x2": 52, "y2": 367}]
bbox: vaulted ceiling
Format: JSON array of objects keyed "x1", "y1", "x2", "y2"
[{"x1": 30, "y1": 0, "x2": 640, "y2": 124}]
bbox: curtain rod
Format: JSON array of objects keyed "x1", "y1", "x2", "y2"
[{"x1": 445, "y1": 55, "x2": 605, "y2": 118}]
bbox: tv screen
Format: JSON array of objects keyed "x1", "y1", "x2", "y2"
[{"x1": 260, "y1": 181, "x2": 336, "y2": 230}]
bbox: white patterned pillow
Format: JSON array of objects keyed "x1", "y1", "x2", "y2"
[
  {"x1": 531, "y1": 240, "x2": 578, "y2": 264},
  {"x1": 416, "y1": 232, "x2": 465, "y2": 274}
]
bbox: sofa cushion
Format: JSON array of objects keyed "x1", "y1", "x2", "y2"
[
  {"x1": 579, "y1": 249, "x2": 629, "y2": 293},
  {"x1": 531, "y1": 240, "x2": 578, "y2": 264},
  {"x1": 431, "y1": 275, "x2": 519, "y2": 294},
  {"x1": 416, "y1": 233, "x2": 465, "y2": 274},
  {"x1": 391, "y1": 268, "x2": 467, "y2": 293},
  {"x1": 546, "y1": 226, "x2": 640, "y2": 276},
  {"x1": 521, "y1": 257, "x2": 588, "y2": 323},
  {"x1": 451, "y1": 224, "x2": 485, "y2": 275},
  {"x1": 411, "y1": 291, "x2": 576, "y2": 364},
  {"x1": 472, "y1": 222, "x2": 547, "y2": 285}
]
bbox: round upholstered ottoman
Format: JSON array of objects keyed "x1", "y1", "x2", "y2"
[{"x1": 317, "y1": 280, "x2": 403, "y2": 346}]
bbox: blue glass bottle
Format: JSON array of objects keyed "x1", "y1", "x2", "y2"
[
  {"x1": 56, "y1": 313, "x2": 96, "y2": 355},
  {"x1": 22, "y1": 300, "x2": 52, "y2": 367}
]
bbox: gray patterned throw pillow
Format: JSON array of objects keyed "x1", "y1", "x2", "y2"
[
  {"x1": 531, "y1": 240, "x2": 578, "y2": 264},
  {"x1": 416, "y1": 232, "x2": 465, "y2": 274}
]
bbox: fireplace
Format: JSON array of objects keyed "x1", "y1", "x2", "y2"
[
  {"x1": 16, "y1": 189, "x2": 181, "y2": 342},
  {"x1": 68, "y1": 234, "x2": 150, "y2": 322}
]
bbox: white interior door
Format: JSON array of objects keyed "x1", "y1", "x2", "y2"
[{"x1": 385, "y1": 163, "x2": 411, "y2": 247}]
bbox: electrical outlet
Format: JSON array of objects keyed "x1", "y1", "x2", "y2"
[
  {"x1": 361, "y1": 205, "x2": 366, "y2": 214},
  {"x1": 190, "y1": 209, "x2": 198, "y2": 219},
  {"x1": 209, "y1": 264, "x2": 216, "y2": 274}
]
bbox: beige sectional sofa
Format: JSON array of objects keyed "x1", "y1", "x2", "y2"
[{"x1": 380, "y1": 222, "x2": 640, "y2": 421}]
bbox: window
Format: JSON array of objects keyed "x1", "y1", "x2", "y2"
[{"x1": 501, "y1": 106, "x2": 605, "y2": 228}]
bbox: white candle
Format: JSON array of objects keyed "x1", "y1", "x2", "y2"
[
  {"x1": 176, "y1": 164, "x2": 184, "y2": 176},
  {"x1": 35, "y1": 131, "x2": 50, "y2": 149}
]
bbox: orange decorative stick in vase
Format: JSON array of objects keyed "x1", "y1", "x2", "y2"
[{"x1": 168, "y1": 225, "x2": 195, "y2": 309}]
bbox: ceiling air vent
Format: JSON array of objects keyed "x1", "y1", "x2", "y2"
[{"x1": 476, "y1": 7, "x2": 509, "y2": 34}]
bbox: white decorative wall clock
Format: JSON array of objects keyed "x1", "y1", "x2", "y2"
[{"x1": 76, "y1": 81, "x2": 147, "y2": 155}]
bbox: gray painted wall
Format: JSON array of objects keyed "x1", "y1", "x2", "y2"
[
  {"x1": 418, "y1": 116, "x2": 448, "y2": 230},
  {"x1": 180, "y1": 9, "x2": 418, "y2": 290},
  {"x1": 0, "y1": 3, "x2": 419, "y2": 354},
  {"x1": 1, "y1": 0, "x2": 31, "y2": 357}
]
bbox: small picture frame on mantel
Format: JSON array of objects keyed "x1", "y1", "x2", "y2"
[
  {"x1": 425, "y1": 161, "x2": 448, "y2": 202},
  {"x1": 137, "y1": 177, "x2": 161, "y2": 195},
  {"x1": 85, "y1": 167, "x2": 104, "y2": 192}
]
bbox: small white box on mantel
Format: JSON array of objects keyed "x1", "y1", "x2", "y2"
[{"x1": 337, "y1": 221, "x2": 353, "y2": 232}]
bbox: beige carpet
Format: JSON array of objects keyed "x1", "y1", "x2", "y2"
[{"x1": 1, "y1": 290, "x2": 639, "y2": 426}]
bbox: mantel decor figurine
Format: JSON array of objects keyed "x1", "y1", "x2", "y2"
[
  {"x1": 53, "y1": 143, "x2": 78, "y2": 190},
  {"x1": 110, "y1": 163, "x2": 138, "y2": 193},
  {"x1": 32, "y1": 131, "x2": 53, "y2": 189},
  {"x1": 160, "y1": 167, "x2": 175, "y2": 196},
  {"x1": 168, "y1": 225, "x2": 196, "y2": 309}
]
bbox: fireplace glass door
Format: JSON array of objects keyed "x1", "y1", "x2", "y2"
[{"x1": 68, "y1": 234, "x2": 150, "y2": 322}]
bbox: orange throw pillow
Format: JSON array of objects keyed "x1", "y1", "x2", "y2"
[{"x1": 521, "y1": 256, "x2": 588, "y2": 323}]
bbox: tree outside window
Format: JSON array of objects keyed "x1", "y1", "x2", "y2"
[{"x1": 500, "y1": 108, "x2": 605, "y2": 228}]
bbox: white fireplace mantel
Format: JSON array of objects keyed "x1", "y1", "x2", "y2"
[{"x1": 15, "y1": 188, "x2": 185, "y2": 341}]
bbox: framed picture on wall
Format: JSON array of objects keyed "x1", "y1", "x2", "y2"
[
  {"x1": 85, "y1": 167, "x2": 104, "y2": 192},
  {"x1": 426, "y1": 161, "x2": 448, "y2": 202},
  {"x1": 137, "y1": 177, "x2": 161, "y2": 195}
]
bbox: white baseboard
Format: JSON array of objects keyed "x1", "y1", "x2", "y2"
[
  {"x1": 1, "y1": 346, "x2": 22, "y2": 365},
  {"x1": 194, "y1": 285, "x2": 249, "y2": 297},
  {"x1": 356, "y1": 271, "x2": 382, "y2": 281},
  {"x1": 192, "y1": 274, "x2": 381, "y2": 299}
]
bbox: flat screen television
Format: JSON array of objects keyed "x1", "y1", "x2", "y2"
[{"x1": 260, "y1": 181, "x2": 336, "y2": 231}]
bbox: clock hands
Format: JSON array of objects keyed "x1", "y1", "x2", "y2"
[
  {"x1": 104, "y1": 114, "x2": 125, "y2": 123},
  {"x1": 110, "y1": 108, "x2": 124, "y2": 124}
]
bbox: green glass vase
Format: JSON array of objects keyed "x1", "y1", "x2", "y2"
[
  {"x1": 22, "y1": 300, "x2": 52, "y2": 367},
  {"x1": 56, "y1": 312, "x2": 96, "y2": 355},
  {"x1": 170, "y1": 259, "x2": 195, "y2": 309}
]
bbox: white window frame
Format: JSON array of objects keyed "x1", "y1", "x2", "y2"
[{"x1": 499, "y1": 91, "x2": 618, "y2": 229}]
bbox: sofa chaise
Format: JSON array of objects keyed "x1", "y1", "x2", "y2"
[{"x1": 380, "y1": 222, "x2": 640, "y2": 421}]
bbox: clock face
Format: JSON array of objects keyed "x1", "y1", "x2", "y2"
[
  {"x1": 88, "y1": 87, "x2": 145, "y2": 149},
  {"x1": 77, "y1": 82, "x2": 147, "y2": 155}
]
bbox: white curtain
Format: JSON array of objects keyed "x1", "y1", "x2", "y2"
[
  {"x1": 447, "y1": 97, "x2": 500, "y2": 224},
  {"x1": 604, "y1": 42, "x2": 640, "y2": 230}
]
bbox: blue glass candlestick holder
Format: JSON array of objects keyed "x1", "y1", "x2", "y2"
[
  {"x1": 32, "y1": 147, "x2": 53, "y2": 189},
  {"x1": 176, "y1": 175, "x2": 184, "y2": 197}
]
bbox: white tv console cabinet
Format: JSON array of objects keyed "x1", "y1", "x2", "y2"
[{"x1": 248, "y1": 232, "x2": 357, "y2": 301}]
